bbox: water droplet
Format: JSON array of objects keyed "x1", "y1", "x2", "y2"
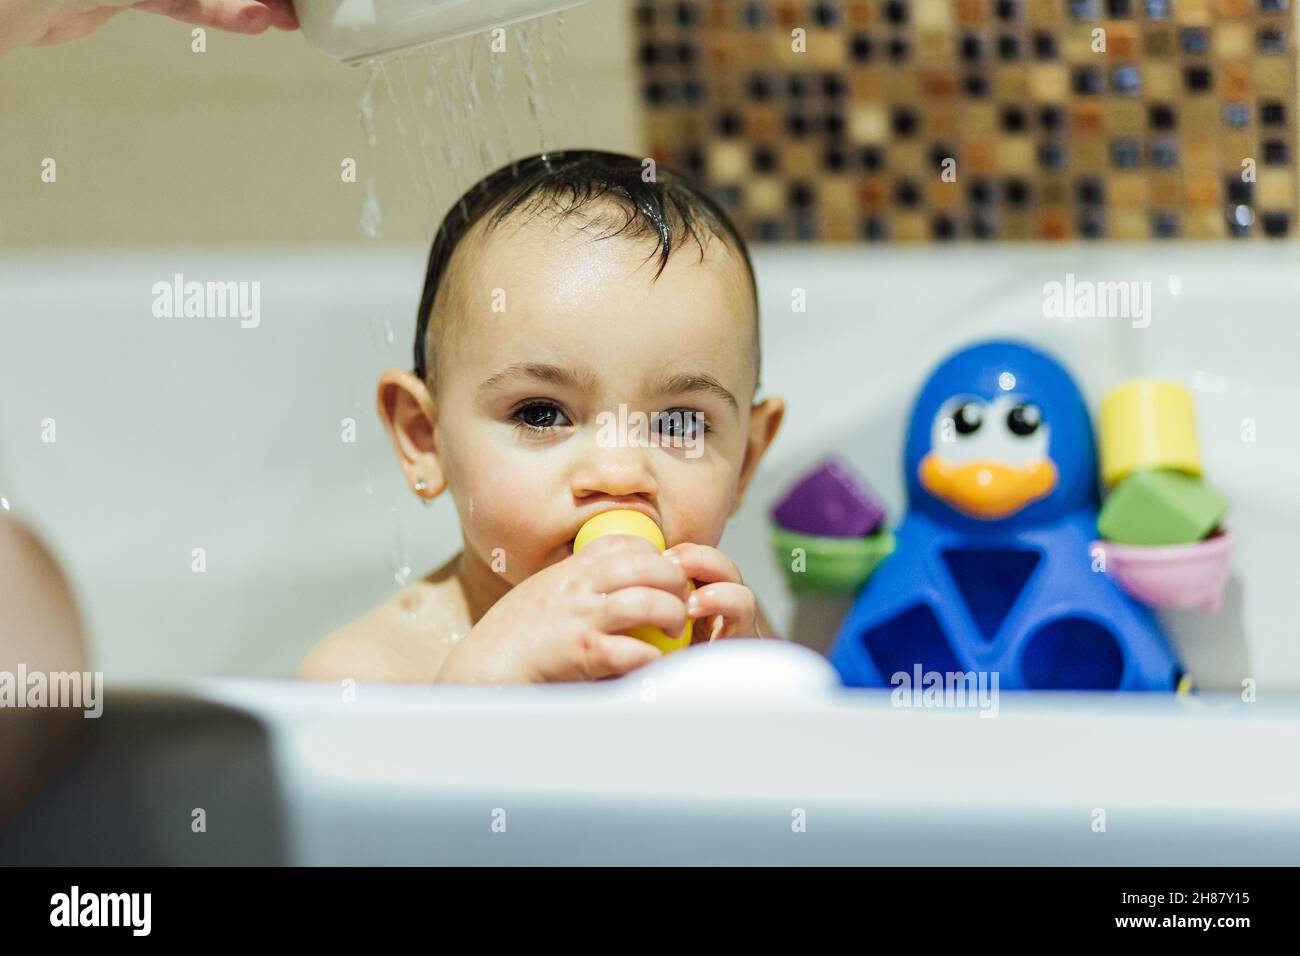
[
  {"x1": 360, "y1": 175, "x2": 383, "y2": 239},
  {"x1": 358, "y1": 63, "x2": 380, "y2": 148},
  {"x1": 514, "y1": 22, "x2": 550, "y2": 152},
  {"x1": 375, "y1": 58, "x2": 436, "y2": 223},
  {"x1": 397, "y1": 51, "x2": 441, "y2": 230},
  {"x1": 487, "y1": 43, "x2": 515, "y2": 161},
  {"x1": 399, "y1": 590, "x2": 420, "y2": 619},
  {"x1": 427, "y1": 44, "x2": 468, "y2": 196},
  {"x1": 391, "y1": 505, "x2": 412, "y2": 588},
  {"x1": 555, "y1": 10, "x2": 577, "y2": 110}
]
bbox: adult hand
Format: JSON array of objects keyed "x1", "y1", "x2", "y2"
[{"x1": 2, "y1": 0, "x2": 299, "y2": 54}]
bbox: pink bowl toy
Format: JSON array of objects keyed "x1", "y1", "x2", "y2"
[{"x1": 1093, "y1": 529, "x2": 1234, "y2": 611}]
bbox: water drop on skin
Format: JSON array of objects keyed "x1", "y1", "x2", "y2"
[{"x1": 399, "y1": 590, "x2": 420, "y2": 619}]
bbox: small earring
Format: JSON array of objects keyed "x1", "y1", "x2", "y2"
[{"x1": 414, "y1": 478, "x2": 428, "y2": 495}]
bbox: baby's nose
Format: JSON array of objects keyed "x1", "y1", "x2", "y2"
[{"x1": 571, "y1": 442, "x2": 659, "y2": 499}]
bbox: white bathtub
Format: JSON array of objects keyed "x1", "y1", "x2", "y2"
[
  {"x1": 2, "y1": 243, "x2": 1299, "y2": 864},
  {"x1": 3, "y1": 641, "x2": 1299, "y2": 865}
]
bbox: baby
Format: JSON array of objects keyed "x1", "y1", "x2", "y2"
[{"x1": 299, "y1": 150, "x2": 785, "y2": 684}]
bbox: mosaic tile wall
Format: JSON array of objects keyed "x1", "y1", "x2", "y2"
[{"x1": 634, "y1": 0, "x2": 1298, "y2": 241}]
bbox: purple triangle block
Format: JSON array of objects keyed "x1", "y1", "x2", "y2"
[{"x1": 770, "y1": 457, "x2": 886, "y2": 538}]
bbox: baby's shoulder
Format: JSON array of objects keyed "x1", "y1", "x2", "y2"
[{"x1": 297, "y1": 576, "x2": 469, "y2": 683}]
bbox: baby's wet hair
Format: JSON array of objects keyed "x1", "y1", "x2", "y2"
[{"x1": 413, "y1": 149, "x2": 759, "y2": 390}]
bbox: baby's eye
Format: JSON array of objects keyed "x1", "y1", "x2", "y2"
[
  {"x1": 511, "y1": 400, "x2": 570, "y2": 433},
  {"x1": 652, "y1": 408, "x2": 710, "y2": 441}
]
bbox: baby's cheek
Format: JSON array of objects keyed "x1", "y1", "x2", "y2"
[
  {"x1": 453, "y1": 455, "x2": 562, "y2": 579},
  {"x1": 668, "y1": 468, "x2": 734, "y2": 547},
  {"x1": 461, "y1": 488, "x2": 546, "y2": 569}
]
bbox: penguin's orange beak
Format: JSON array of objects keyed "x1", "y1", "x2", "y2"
[{"x1": 919, "y1": 453, "x2": 1058, "y2": 519}]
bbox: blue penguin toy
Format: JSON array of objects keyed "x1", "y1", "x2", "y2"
[{"x1": 829, "y1": 340, "x2": 1186, "y2": 691}]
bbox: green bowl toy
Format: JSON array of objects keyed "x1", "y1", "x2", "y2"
[{"x1": 769, "y1": 458, "x2": 895, "y2": 595}]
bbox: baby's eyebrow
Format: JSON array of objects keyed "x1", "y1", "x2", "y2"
[
  {"x1": 648, "y1": 371, "x2": 739, "y2": 414},
  {"x1": 479, "y1": 362, "x2": 600, "y2": 394},
  {"x1": 479, "y1": 362, "x2": 739, "y2": 414}
]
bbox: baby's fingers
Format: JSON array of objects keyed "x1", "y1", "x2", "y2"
[
  {"x1": 599, "y1": 587, "x2": 689, "y2": 638},
  {"x1": 580, "y1": 634, "x2": 661, "y2": 680},
  {"x1": 687, "y1": 582, "x2": 758, "y2": 640},
  {"x1": 664, "y1": 542, "x2": 743, "y2": 586}
]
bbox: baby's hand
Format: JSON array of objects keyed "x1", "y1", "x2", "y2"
[
  {"x1": 663, "y1": 543, "x2": 764, "y2": 642},
  {"x1": 437, "y1": 535, "x2": 692, "y2": 684}
]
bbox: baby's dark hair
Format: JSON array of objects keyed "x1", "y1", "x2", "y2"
[{"x1": 413, "y1": 149, "x2": 759, "y2": 388}]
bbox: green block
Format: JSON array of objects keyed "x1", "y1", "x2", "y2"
[
  {"x1": 770, "y1": 525, "x2": 895, "y2": 596},
  {"x1": 1098, "y1": 468, "x2": 1230, "y2": 546}
]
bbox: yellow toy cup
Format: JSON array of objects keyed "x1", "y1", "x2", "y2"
[
  {"x1": 572, "y1": 509, "x2": 694, "y2": 654},
  {"x1": 1099, "y1": 380, "x2": 1202, "y2": 488}
]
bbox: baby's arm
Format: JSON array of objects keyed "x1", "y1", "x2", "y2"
[{"x1": 298, "y1": 539, "x2": 773, "y2": 684}]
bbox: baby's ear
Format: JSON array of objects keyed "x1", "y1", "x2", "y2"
[
  {"x1": 732, "y1": 396, "x2": 786, "y2": 512},
  {"x1": 376, "y1": 369, "x2": 446, "y2": 500}
]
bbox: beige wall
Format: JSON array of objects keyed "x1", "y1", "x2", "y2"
[{"x1": 0, "y1": 0, "x2": 641, "y2": 245}]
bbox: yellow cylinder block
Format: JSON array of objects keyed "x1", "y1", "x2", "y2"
[
  {"x1": 1099, "y1": 380, "x2": 1202, "y2": 487},
  {"x1": 572, "y1": 510, "x2": 694, "y2": 654}
]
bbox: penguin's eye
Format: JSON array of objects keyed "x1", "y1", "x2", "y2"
[
  {"x1": 1007, "y1": 403, "x2": 1042, "y2": 436},
  {"x1": 952, "y1": 402, "x2": 983, "y2": 435}
]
